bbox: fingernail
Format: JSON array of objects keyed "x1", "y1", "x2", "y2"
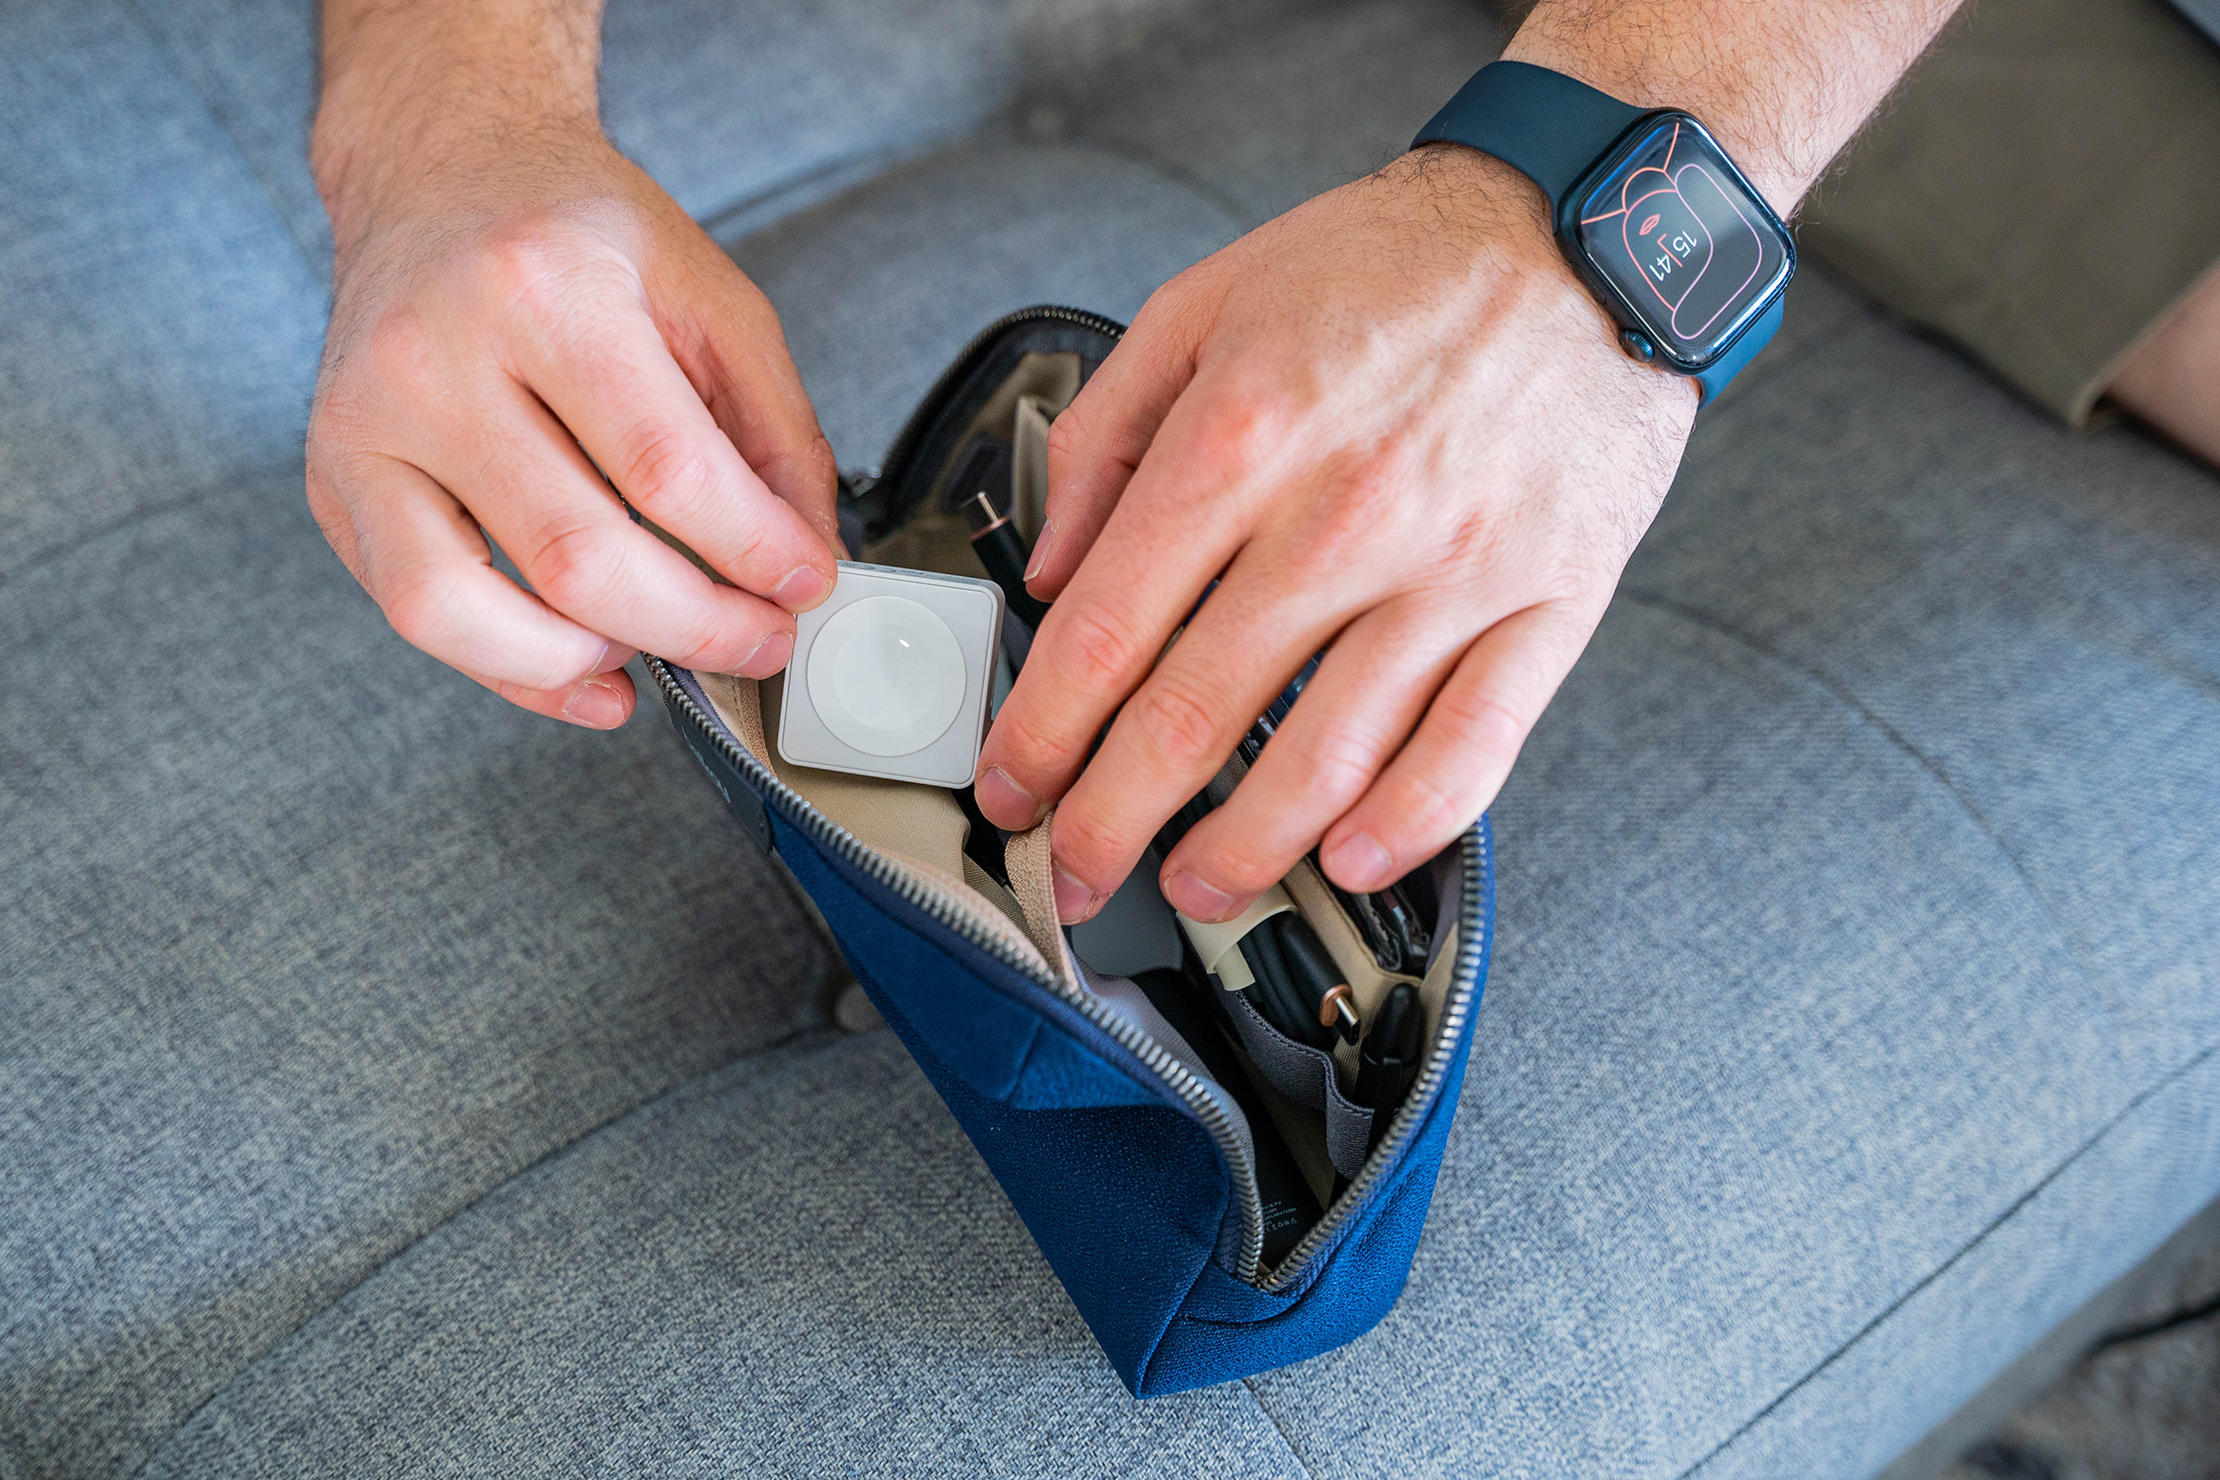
[
  {"x1": 1322, "y1": 831, "x2": 1394, "y2": 891},
  {"x1": 737, "y1": 630, "x2": 793, "y2": 678},
  {"x1": 560, "y1": 677, "x2": 628, "y2": 729},
  {"x1": 1022, "y1": 520, "x2": 1055, "y2": 584},
  {"x1": 771, "y1": 565, "x2": 830, "y2": 610},
  {"x1": 976, "y1": 765, "x2": 1045, "y2": 829},
  {"x1": 1163, "y1": 870, "x2": 1236, "y2": 923},
  {"x1": 1052, "y1": 865, "x2": 1099, "y2": 924}
]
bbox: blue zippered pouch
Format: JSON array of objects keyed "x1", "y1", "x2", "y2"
[{"x1": 651, "y1": 308, "x2": 1495, "y2": 1396}]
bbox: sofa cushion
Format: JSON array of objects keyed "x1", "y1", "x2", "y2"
[
  {"x1": 7, "y1": 0, "x2": 2217, "y2": 1476},
  {"x1": 121, "y1": 7, "x2": 2220, "y2": 1472},
  {"x1": 0, "y1": 7, "x2": 837, "y2": 1478},
  {"x1": 128, "y1": 0, "x2": 1341, "y2": 277}
]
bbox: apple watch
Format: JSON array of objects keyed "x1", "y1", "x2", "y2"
[{"x1": 1413, "y1": 60, "x2": 1795, "y2": 404}]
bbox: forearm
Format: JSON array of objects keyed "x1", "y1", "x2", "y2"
[
  {"x1": 1504, "y1": 0, "x2": 1965, "y2": 211},
  {"x1": 311, "y1": 0, "x2": 608, "y2": 252}
]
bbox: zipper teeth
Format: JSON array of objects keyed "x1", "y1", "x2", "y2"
[
  {"x1": 1260, "y1": 822, "x2": 1488, "y2": 1290},
  {"x1": 668, "y1": 300, "x2": 1486, "y2": 1289},
  {"x1": 646, "y1": 655, "x2": 1270, "y2": 1277},
  {"x1": 870, "y1": 305, "x2": 1128, "y2": 490}
]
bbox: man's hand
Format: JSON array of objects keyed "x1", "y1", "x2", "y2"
[
  {"x1": 975, "y1": 150, "x2": 1688, "y2": 922},
  {"x1": 975, "y1": 1, "x2": 1962, "y2": 922},
  {"x1": 306, "y1": 0, "x2": 840, "y2": 729}
]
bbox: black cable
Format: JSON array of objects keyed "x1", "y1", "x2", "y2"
[
  {"x1": 2090, "y1": 1288, "x2": 2220, "y2": 1353},
  {"x1": 1353, "y1": 983, "x2": 1425, "y2": 1159},
  {"x1": 1236, "y1": 933, "x2": 1308, "y2": 1045},
  {"x1": 1275, "y1": 913, "x2": 1359, "y2": 1045},
  {"x1": 961, "y1": 491, "x2": 1052, "y2": 630}
]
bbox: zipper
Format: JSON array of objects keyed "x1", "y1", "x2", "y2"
[
  {"x1": 1260, "y1": 821, "x2": 1487, "y2": 1292},
  {"x1": 664, "y1": 303, "x2": 1488, "y2": 1291},
  {"x1": 647, "y1": 654, "x2": 1273, "y2": 1278},
  {"x1": 652, "y1": 652, "x2": 1487, "y2": 1292},
  {"x1": 858, "y1": 305, "x2": 1130, "y2": 516}
]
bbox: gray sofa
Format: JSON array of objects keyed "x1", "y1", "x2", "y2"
[{"x1": 4, "y1": 0, "x2": 2215, "y2": 1475}]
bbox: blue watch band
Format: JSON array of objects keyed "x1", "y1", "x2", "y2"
[
  {"x1": 1413, "y1": 60, "x2": 1645, "y2": 205},
  {"x1": 1413, "y1": 60, "x2": 1784, "y2": 405}
]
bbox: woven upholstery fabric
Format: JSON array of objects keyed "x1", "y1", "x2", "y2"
[{"x1": 4, "y1": 0, "x2": 2216, "y2": 1475}]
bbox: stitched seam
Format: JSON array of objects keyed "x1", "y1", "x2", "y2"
[
  {"x1": 1059, "y1": 134, "x2": 1265, "y2": 229},
  {"x1": 120, "y1": 967, "x2": 843, "y2": 1480},
  {"x1": 1675, "y1": 1036, "x2": 2220, "y2": 1479},
  {"x1": 695, "y1": 140, "x2": 953, "y2": 242},
  {"x1": 1241, "y1": 1376, "x2": 1318, "y2": 1480},
  {"x1": 1612, "y1": 587, "x2": 2113, "y2": 1000},
  {"x1": 112, "y1": 0, "x2": 325, "y2": 281}
]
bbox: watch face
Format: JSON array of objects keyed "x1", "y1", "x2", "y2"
[{"x1": 1571, "y1": 115, "x2": 1791, "y2": 370}]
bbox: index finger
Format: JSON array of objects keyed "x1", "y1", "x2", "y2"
[
  {"x1": 506, "y1": 270, "x2": 839, "y2": 611},
  {"x1": 974, "y1": 370, "x2": 1295, "y2": 831}
]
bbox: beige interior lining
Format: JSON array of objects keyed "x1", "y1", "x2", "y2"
[
  {"x1": 1003, "y1": 816, "x2": 1079, "y2": 986},
  {"x1": 865, "y1": 351, "x2": 1080, "y2": 577},
  {"x1": 1011, "y1": 393, "x2": 1054, "y2": 542},
  {"x1": 694, "y1": 668, "x2": 1064, "y2": 984},
  {"x1": 924, "y1": 350, "x2": 1080, "y2": 512}
]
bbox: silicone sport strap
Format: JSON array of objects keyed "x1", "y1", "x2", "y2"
[
  {"x1": 1693, "y1": 294, "x2": 1782, "y2": 404},
  {"x1": 1411, "y1": 60, "x2": 1645, "y2": 207}
]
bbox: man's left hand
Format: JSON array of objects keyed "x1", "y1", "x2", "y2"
[{"x1": 973, "y1": 146, "x2": 1696, "y2": 924}]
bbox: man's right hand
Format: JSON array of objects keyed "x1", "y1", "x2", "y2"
[{"x1": 306, "y1": 0, "x2": 841, "y2": 728}]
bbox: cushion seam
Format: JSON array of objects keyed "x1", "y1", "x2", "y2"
[
  {"x1": 1674, "y1": 1035, "x2": 2220, "y2": 1478},
  {"x1": 1240, "y1": 1375, "x2": 1318, "y2": 1480},
  {"x1": 1612, "y1": 586, "x2": 2117, "y2": 1005},
  {"x1": 112, "y1": 0, "x2": 325, "y2": 281},
  {"x1": 117, "y1": 969, "x2": 841, "y2": 1480}
]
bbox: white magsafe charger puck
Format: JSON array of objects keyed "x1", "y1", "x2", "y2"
[
  {"x1": 776, "y1": 562, "x2": 1005, "y2": 787},
  {"x1": 807, "y1": 595, "x2": 967, "y2": 756}
]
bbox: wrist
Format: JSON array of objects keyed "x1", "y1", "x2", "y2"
[
  {"x1": 312, "y1": 6, "x2": 604, "y2": 255},
  {"x1": 1381, "y1": 146, "x2": 1698, "y2": 413},
  {"x1": 1500, "y1": 0, "x2": 1961, "y2": 215},
  {"x1": 312, "y1": 96, "x2": 606, "y2": 263},
  {"x1": 1496, "y1": 31, "x2": 1795, "y2": 212}
]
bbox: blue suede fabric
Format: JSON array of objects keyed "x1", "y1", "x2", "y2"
[{"x1": 746, "y1": 779, "x2": 1493, "y2": 1396}]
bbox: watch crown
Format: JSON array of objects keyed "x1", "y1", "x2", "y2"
[{"x1": 1617, "y1": 328, "x2": 1658, "y2": 365}]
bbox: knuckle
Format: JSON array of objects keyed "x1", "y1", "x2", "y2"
[
  {"x1": 527, "y1": 520, "x2": 623, "y2": 615},
  {"x1": 613, "y1": 421, "x2": 720, "y2": 518},
  {"x1": 752, "y1": 431, "x2": 839, "y2": 511},
  {"x1": 1059, "y1": 604, "x2": 1148, "y2": 693},
  {"x1": 985, "y1": 704, "x2": 1056, "y2": 776},
  {"x1": 1044, "y1": 407, "x2": 1088, "y2": 465},
  {"x1": 1435, "y1": 683, "x2": 1529, "y2": 767},
  {"x1": 1131, "y1": 675, "x2": 1226, "y2": 774},
  {"x1": 1288, "y1": 719, "x2": 1380, "y2": 804},
  {"x1": 359, "y1": 303, "x2": 435, "y2": 389},
  {"x1": 478, "y1": 219, "x2": 634, "y2": 324},
  {"x1": 1391, "y1": 767, "x2": 1470, "y2": 845},
  {"x1": 1191, "y1": 387, "x2": 1286, "y2": 474},
  {"x1": 1194, "y1": 832, "x2": 1285, "y2": 897},
  {"x1": 794, "y1": 431, "x2": 838, "y2": 491},
  {"x1": 1049, "y1": 803, "x2": 1126, "y2": 875},
  {"x1": 379, "y1": 564, "x2": 457, "y2": 655}
]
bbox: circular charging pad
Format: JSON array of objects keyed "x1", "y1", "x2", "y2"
[{"x1": 806, "y1": 594, "x2": 968, "y2": 757}]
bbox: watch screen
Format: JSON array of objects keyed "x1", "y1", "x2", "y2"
[{"x1": 1573, "y1": 116, "x2": 1790, "y2": 368}]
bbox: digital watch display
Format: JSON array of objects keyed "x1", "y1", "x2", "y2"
[{"x1": 1565, "y1": 114, "x2": 1793, "y2": 373}]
